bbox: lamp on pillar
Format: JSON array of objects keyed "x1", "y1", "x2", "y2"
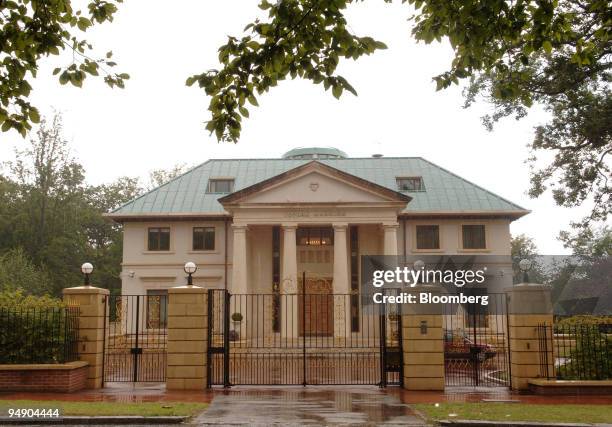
[
  {"x1": 184, "y1": 261, "x2": 197, "y2": 286},
  {"x1": 80, "y1": 262, "x2": 93, "y2": 287},
  {"x1": 518, "y1": 258, "x2": 533, "y2": 283}
]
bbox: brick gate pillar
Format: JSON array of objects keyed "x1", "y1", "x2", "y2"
[
  {"x1": 505, "y1": 283, "x2": 553, "y2": 390},
  {"x1": 402, "y1": 284, "x2": 445, "y2": 390},
  {"x1": 62, "y1": 286, "x2": 109, "y2": 389},
  {"x1": 166, "y1": 286, "x2": 208, "y2": 390}
]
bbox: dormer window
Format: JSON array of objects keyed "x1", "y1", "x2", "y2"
[
  {"x1": 207, "y1": 178, "x2": 234, "y2": 193},
  {"x1": 396, "y1": 177, "x2": 424, "y2": 192}
]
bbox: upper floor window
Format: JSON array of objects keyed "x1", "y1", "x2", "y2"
[
  {"x1": 462, "y1": 224, "x2": 486, "y2": 249},
  {"x1": 396, "y1": 177, "x2": 424, "y2": 192},
  {"x1": 193, "y1": 227, "x2": 215, "y2": 251},
  {"x1": 207, "y1": 179, "x2": 234, "y2": 193},
  {"x1": 148, "y1": 227, "x2": 170, "y2": 251},
  {"x1": 416, "y1": 225, "x2": 440, "y2": 250},
  {"x1": 297, "y1": 227, "x2": 333, "y2": 246}
]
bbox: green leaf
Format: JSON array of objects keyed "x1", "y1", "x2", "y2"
[
  {"x1": 29, "y1": 109, "x2": 40, "y2": 124},
  {"x1": 332, "y1": 85, "x2": 342, "y2": 99},
  {"x1": 247, "y1": 95, "x2": 259, "y2": 106},
  {"x1": 542, "y1": 40, "x2": 552, "y2": 54}
]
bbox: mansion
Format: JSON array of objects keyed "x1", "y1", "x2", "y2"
[{"x1": 108, "y1": 147, "x2": 528, "y2": 302}]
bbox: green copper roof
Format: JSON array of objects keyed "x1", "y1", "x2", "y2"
[{"x1": 110, "y1": 157, "x2": 527, "y2": 217}]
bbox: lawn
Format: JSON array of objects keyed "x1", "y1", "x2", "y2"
[
  {"x1": 0, "y1": 400, "x2": 207, "y2": 417},
  {"x1": 414, "y1": 403, "x2": 612, "y2": 424}
]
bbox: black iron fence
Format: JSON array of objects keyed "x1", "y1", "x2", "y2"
[
  {"x1": 103, "y1": 294, "x2": 168, "y2": 383},
  {"x1": 0, "y1": 306, "x2": 79, "y2": 364},
  {"x1": 207, "y1": 288, "x2": 402, "y2": 386},
  {"x1": 443, "y1": 293, "x2": 511, "y2": 387},
  {"x1": 538, "y1": 323, "x2": 611, "y2": 380}
]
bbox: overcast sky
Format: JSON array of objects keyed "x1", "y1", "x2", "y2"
[{"x1": 0, "y1": 0, "x2": 591, "y2": 254}]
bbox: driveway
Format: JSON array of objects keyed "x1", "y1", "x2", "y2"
[{"x1": 192, "y1": 386, "x2": 427, "y2": 426}]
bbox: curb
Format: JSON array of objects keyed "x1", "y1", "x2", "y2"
[
  {"x1": 0, "y1": 415, "x2": 188, "y2": 425},
  {"x1": 438, "y1": 420, "x2": 611, "y2": 427}
]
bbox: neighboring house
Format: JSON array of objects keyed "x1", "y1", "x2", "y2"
[{"x1": 107, "y1": 147, "x2": 528, "y2": 312}]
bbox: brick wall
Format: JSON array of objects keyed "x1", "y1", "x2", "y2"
[{"x1": 0, "y1": 362, "x2": 88, "y2": 393}]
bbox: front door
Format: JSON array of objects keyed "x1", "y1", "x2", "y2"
[{"x1": 299, "y1": 277, "x2": 333, "y2": 336}]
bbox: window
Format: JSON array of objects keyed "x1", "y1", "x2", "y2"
[
  {"x1": 193, "y1": 227, "x2": 215, "y2": 251},
  {"x1": 207, "y1": 179, "x2": 234, "y2": 193},
  {"x1": 146, "y1": 290, "x2": 168, "y2": 328},
  {"x1": 148, "y1": 227, "x2": 170, "y2": 251},
  {"x1": 462, "y1": 224, "x2": 486, "y2": 249},
  {"x1": 416, "y1": 225, "x2": 440, "y2": 250},
  {"x1": 297, "y1": 227, "x2": 333, "y2": 246},
  {"x1": 396, "y1": 177, "x2": 424, "y2": 192}
]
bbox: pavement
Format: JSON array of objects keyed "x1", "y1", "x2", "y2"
[
  {"x1": 1, "y1": 384, "x2": 611, "y2": 426},
  {"x1": 192, "y1": 386, "x2": 426, "y2": 425}
]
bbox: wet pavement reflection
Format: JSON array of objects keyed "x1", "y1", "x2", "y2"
[{"x1": 193, "y1": 386, "x2": 426, "y2": 425}]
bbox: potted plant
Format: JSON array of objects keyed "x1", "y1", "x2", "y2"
[{"x1": 229, "y1": 312, "x2": 243, "y2": 341}]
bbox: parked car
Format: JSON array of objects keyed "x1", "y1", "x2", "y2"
[{"x1": 444, "y1": 330, "x2": 496, "y2": 362}]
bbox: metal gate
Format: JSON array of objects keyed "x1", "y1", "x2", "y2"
[
  {"x1": 207, "y1": 287, "x2": 402, "y2": 386},
  {"x1": 103, "y1": 294, "x2": 168, "y2": 383},
  {"x1": 443, "y1": 293, "x2": 510, "y2": 387}
]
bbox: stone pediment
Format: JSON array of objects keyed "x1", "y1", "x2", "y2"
[{"x1": 218, "y1": 161, "x2": 411, "y2": 207}]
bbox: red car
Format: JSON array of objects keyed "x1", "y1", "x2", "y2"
[{"x1": 444, "y1": 331, "x2": 496, "y2": 362}]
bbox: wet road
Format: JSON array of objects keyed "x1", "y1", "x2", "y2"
[{"x1": 192, "y1": 386, "x2": 427, "y2": 425}]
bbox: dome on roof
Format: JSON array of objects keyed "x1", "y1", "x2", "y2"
[{"x1": 282, "y1": 147, "x2": 348, "y2": 160}]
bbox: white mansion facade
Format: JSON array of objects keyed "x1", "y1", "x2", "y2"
[{"x1": 108, "y1": 148, "x2": 528, "y2": 300}]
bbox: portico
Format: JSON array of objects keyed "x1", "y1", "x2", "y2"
[
  {"x1": 217, "y1": 161, "x2": 409, "y2": 339},
  {"x1": 220, "y1": 162, "x2": 410, "y2": 295}
]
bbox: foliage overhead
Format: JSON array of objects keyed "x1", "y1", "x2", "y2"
[
  {"x1": 0, "y1": 0, "x2": 128, "y2": 136},
  {"x1": 189, "y1": 0, "x2": 611, "y2": 235}
]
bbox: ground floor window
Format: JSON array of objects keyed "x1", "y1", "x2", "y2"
[{"x1": 146, "y1": 289, "x2": 168, "y2": 328}]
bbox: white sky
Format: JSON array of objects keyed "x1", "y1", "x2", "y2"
[{"x1": 0, "y1": 0, "x2": 592, "y2": 254}]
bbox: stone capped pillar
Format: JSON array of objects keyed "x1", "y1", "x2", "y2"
[
  {"x1": 231, "y1": 224, "x2": 248, "y2": 294},
  {"x1": 383, "y1": 223, "x2": 399, "y2": 256},
  {"x1": 62, "y1": 286, "x2": 109, "y2": 389},
  {"x1": 166, "y1": 286, "x2": 208, "y2": 390},
  {"x1": 506, "y1": 283, "x2": 553, "y2": 390},
  {"x1": 281, "y1": 224, "x2": 298, "y2": 339},
  {"x1": 402, "y1": 284, "x2": 445, "y2": 390},
  {"x1": 332, "y1": 223, "x2": 350, "y2": 339}
]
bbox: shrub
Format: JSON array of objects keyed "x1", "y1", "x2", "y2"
[
  {"x1": 0, "y1": 290, "x2": 79, "y2": 364},
  {"x1": 557, "y1": 315, "x2": 612, "y2": 327},
  {"x1": 556, "y1": 324, "x2": 611, "y2": 380}
]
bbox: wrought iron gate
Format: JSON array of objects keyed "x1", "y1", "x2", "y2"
[
  {"x1": 443, "y1": 293, "x2": 510, "y2": 387},
  {"x1": 207, "y1": 288, "x2": 402, "y2": 387},
  {"x1": 103, "y1": 294, "x2": 168, "y2": 383}
]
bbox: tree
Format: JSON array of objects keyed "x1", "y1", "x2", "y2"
[
  {"x1": 0, "y1": 248, "x2": 51, "y2": 295},
  {"x1": 188, "y1": 0, "x2": 611, "y2": 235},
  {"x1": 510, "y1": 234, "x2": 547, "y2": 284},
  {"x1": 0, "y1": 114, "x2": 139, "y2": 294},
  {"x1": 0, "y1": 0, "x2": 128, "y2": 136},
  {"x1": 147, "y1": 163, "x2": 190, "y2": 190}
]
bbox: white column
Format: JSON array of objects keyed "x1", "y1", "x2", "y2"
[
  {"x1": 231, "y1": 224, "x2": 248, "y2": 294},
  {"x1": 383, "y1": 223, "x2": 399, "y2": 255},
  {"x1": 333, "y1": 223, "x2": 350, "y2": 339},
  {"x1": 281, "y1": 224, "x2": 298, "y2": 339},
  {"x1": 332, "y1": 224, "x2": 350, "y2": 293}
]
